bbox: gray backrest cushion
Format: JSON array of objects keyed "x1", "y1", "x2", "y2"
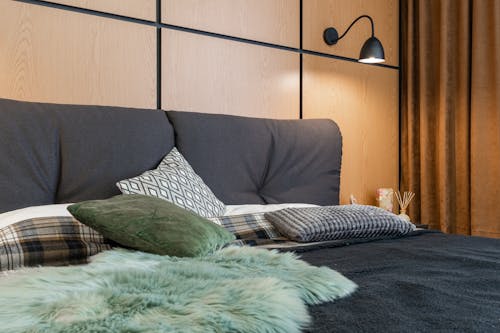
[
  {"x1": 0, "y1": 99, "x2": 341, "y2": 213},
  {"x1": 166, "y1": 111, "x2": 342, "y2": 206},
  {"x1": 0, "y1": 99, "x2": 174, "y2": 213},
  {"x1": 0, "y1": 100, "x2": 59, "y2": 211}
]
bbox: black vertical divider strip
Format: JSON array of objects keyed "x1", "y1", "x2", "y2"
[
  {"x1": 467, "y1": 0, "x2": 472, "y2": 232},
  {"x1": 299, "y1": 0, "x2": 303, "y2": 119},
  {"x1": 156, "y1": 0, "x2": 162, "y2": 110},
  {"x1": 398, "y1": 0, "x2": 402, "y2": 191}
]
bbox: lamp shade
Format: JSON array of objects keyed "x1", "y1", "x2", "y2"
[{"x1": 358, "y1": 36, "x2": 385, "y2": 63}]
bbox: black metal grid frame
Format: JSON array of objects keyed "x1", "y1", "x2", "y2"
[{"x1": 13, "y1": 0, "x2": 400, "y2": 107}]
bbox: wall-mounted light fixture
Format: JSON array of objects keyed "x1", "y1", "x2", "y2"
[{"x1": 323, "y1": 15, "x2": 385, "y2": 64}]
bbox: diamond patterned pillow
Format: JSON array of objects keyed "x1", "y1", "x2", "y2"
[{"x1": 116, "y1": 148, "x2": 225, "y2": 218}]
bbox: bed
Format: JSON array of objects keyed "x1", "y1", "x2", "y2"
[{"x1": 1, "y1": 98, "x2": 499, "y2": 332}]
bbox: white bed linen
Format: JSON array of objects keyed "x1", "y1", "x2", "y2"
[
  {"x1": 0, "y1": 204, "x2": 72, "y2": 229},
  {"x1": 1, "y1": 202, "x2": 319, "y2": 230},
  {"x1": 223, "y1": 203, "x2": 318, "y2": 216}
]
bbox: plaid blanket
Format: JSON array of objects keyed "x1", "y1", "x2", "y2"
[
  {"x1": 209, "y1": 213, "x2": 288, "y2": 246},
  {"x1": 0, "y1": 216, "x2": 111, "y2": 271}
]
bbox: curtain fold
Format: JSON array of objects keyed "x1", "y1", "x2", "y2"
[
  {"x1": 470, "y1": 0, "x2": 500, "y2": 237},
  {"x1": 402, "y1": 0, "x2": 500, "y2": 238}
]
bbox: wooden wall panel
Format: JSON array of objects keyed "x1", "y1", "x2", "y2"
[
  {"x1": 0, "y1": 0, "x2": 400, "y2": 206},
  {"x1": 49, "y1": 0, "x2": 156, "y2": 21},
  {"x1": 303, "y1": 0, "x2": 399, "y2": 67},
  {"x1": 162, "y1": 0, "x2": 299, "y2": 48},
  {"x1": 0, "y1": 1, "x2": 156, "y2": 109},
  {"x1": 162, "y1": 30, "x2": 299, "y2": 119},
  {"x1": 303, "y1": 55, "x2": 399, "y2": 205}
]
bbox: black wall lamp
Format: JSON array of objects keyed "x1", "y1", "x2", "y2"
[{"x1": 323, "y1": 15, "x2": 385, "y2": 64}]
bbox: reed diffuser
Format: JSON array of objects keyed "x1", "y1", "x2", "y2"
[{"x1": 395, "y1": 191, "x2": 415, "y2": 221}]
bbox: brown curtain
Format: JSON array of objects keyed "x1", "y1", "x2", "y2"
[{"x1": 401, "y1": 0, "x2": 500, "y2": 238}]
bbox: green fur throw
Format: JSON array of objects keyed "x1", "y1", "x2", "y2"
[{"x1": 0, "y1": 247, "x2": 357, "y2": 333}]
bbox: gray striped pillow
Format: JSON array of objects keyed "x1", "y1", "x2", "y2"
[{"x1": 265, "y1": 205, "x2": 416, "y2": 242}]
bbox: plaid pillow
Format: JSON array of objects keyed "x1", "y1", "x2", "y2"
[
  {"x1": 209, "y1": 213, "x2": 288, "y2": 246},
  {"x1": 0, "y1": 216, "x2": 111, "y2": 271},
  {"x1": 265, "y1": 205, "x2": 416, "y2": 242},
  {"x1": 231, "y1": 238, "x2": 289, "y2": 247}
]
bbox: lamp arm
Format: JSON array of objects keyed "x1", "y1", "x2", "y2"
[{"x1": 337, "y1": 15, "x2": 374, "y2": 41}]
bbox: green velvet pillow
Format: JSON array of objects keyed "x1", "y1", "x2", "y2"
[{"x1": 67, "y1": 194, "x2": 235, "y2": 257}]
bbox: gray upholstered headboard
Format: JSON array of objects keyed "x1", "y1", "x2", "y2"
[
  {"x1": 0, "y1": 99, "x2": 174, "y2": 213},
  {"x1": 0, "y1": 99, "x2": 342, "y2": 213},
  {"x1": 166, "y1": 111, "x2": 342, "y2": 206}
]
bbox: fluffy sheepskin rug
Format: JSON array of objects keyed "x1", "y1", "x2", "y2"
[{"x1": 0, "y1": 247, "x2": 356, "y2": 333}]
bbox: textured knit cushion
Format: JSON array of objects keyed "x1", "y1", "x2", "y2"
[
  {"x1": 116, "y1": 147, "x2": 225, "y2": 218},
  {"x1": 0, "y1": 216, "x2": 111, "y2": 271},
  {"x1": 265, "y1": 205, "x2": 416, "y2": 242},
  {"x1": 68, "y1": 195, "x2": 235, "y2": 257}
]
